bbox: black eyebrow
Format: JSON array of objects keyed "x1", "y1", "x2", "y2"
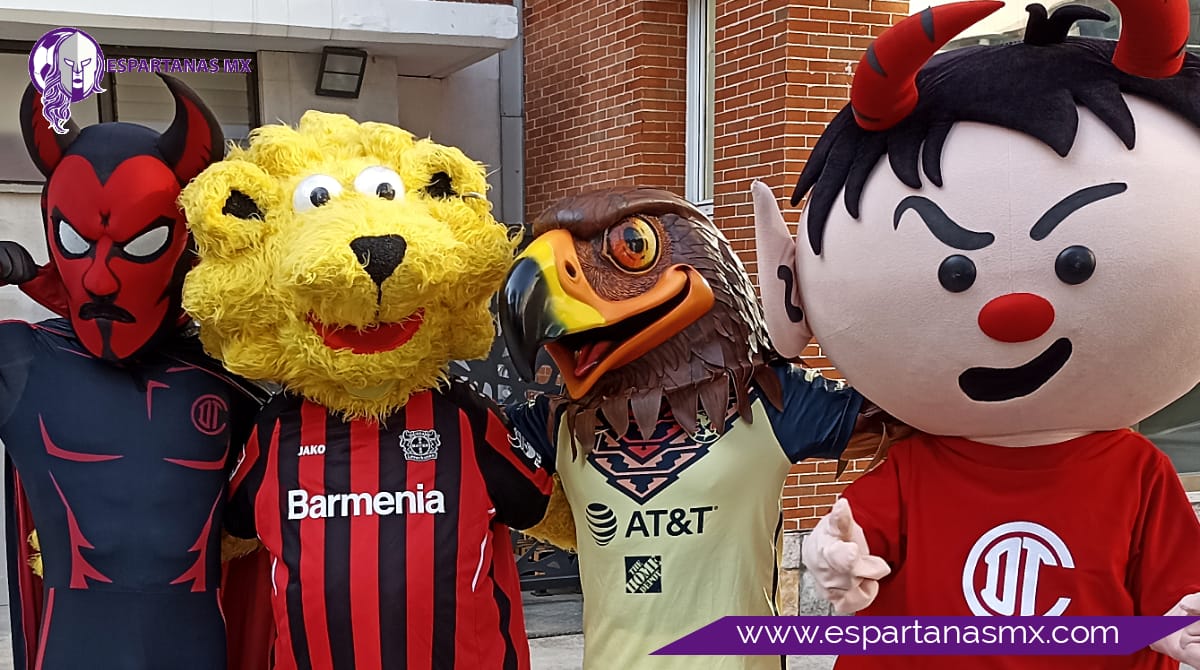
[
  {"x1": 893, "y1": 196, "x2": 995, "y2": 250},
  {"x1": 1029, "y1": 182, "x2": 1127, "y2": 241}
]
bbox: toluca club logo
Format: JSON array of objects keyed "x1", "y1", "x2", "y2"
[
  {"x1": 962, "y1": 521, "x2": 1075, "y2": 616},
  {"x1": 191, "y1": 394, "x2": 228, "y2": 436}
]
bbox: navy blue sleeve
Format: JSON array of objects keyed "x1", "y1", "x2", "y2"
[
  {"x1": 761, "y1": 363, "x2": 864, "y2": 463},
  {"x1": 504, "y1": 394, "x2": 559, "y2": 476},
  {"x1": 0, "y1": 321, "x2": 35, "y2": 429}
]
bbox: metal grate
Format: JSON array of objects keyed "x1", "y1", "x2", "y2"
[{"x1": 452, "y1": 297, "x2": 580, "y2": 592}]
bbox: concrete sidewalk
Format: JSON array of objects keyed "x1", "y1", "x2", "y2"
[
  {"x1": 0, "y1": 591, "x2": 1188, "y2": 669},
  {"x1": 521, "y1": 594, "x2": 1195, "y2": 670},
  {"x1": 522, "y1": 592, "x2": 836, "y2": 670}
]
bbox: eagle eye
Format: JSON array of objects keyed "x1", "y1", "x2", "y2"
[{"x1": 604, "y1": 216, "x2": 660, "y2": 273}]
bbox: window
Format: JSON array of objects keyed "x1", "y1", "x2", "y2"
[
  {"x1": 1137, "y1": 384, "x2": 1200, "y2": 485},
  {"x1": 0, "y1": 42, "x2": 258, "y2": 183},
  {"x1": 0, "y1": 51, "x2": 99, "y2": 183},
  {"x1": 1076, "y1": 0, "x2": 1200, "y2": 53},
  {"x1": 686, "y1": 0, "x2": 715, "y2": 211}
]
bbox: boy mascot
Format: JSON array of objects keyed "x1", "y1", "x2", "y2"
[
  {"x1": 499, "y1": 187, "x2": 905, "y2": 670},
  {"x1": 752, "y1": 0, "x2": 1200, "y2": 667},
  {"x1": 181, "y1": 111, "x2": 552, "y2": 669},
  {"x1": 0, "y1": 77, "x2": 262, "y2": 670}
]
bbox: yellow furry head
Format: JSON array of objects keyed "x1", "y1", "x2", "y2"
[{"x1": 182, "y1": 111, "x2": 516, "y2": 418}]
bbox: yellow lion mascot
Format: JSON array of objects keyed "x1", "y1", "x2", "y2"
[{"x1": 183, "y1": 111, "x2": 552, "y2": 670}]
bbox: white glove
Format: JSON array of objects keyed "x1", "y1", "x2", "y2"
[
  {"x1": 801, "y1": 498, "x2": 891, "y2": 614},
  {"x1": 1151, "y1": 592, "x2": 1200, "y2": 664}
]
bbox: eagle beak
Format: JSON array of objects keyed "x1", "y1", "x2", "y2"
[
  {"x1": 499, "y1": 228, "x2": 715, "y2": 399},
  {"x1": 500, "y1": 230, "x2": 607, "y2": 382}
]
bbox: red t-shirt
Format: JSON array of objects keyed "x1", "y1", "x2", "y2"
[{"x1": 836, "y1": 429, "x2": 1200, "y2": 670}]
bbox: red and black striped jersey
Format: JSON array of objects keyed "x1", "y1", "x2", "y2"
[{"x1": 226, "y1": 379, "x2": 552, "y2": 670}]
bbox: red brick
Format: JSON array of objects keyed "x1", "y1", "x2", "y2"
[{"x1": 525, "y1": 0, "x2": 906, "y2": 519}]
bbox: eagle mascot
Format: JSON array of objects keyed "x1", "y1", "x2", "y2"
[{"x1": 499, "y1": 187, "x2": 904, "y2": 670}]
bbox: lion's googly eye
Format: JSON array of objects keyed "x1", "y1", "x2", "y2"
[
  {"x1": 354, "y1": 166, "x2": 405, "y2": 202},
  {"x1": 293, "y1": 174, "x2": 343, "y2": 213}
]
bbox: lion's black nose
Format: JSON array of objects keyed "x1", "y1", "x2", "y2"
[{"x1": 350, "y1": 235, "x2": 407, "y2": 288}]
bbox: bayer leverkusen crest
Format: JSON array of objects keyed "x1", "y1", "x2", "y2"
[{"x1": 399, "y1": 429, "x2": 440, "y2": 462}]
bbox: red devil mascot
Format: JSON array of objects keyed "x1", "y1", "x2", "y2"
[{"x1": 1, "y1": 74, "x2": 266, "y2": 670}]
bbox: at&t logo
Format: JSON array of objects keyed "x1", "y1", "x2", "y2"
[
  {"x1": 586, "y1": 503, "x2": 618, "y2": 546},
  {"x1": 583, "y1": 502, "x2": 715, "y2": 546},
  {"x1": 962, "y1": 521, "x2": 1074, "y2": 616}
]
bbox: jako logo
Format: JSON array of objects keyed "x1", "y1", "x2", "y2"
[
  {"x1": 962, "y1": 521, "x2": 1074, "y2": 616},
  {"x1": 288, "y1": 485, "x2": 446, "y2": 520},
  {"x1": 298, "y1": 444, "x2": 326, "y2": 457},
  {"x1": 585, "y1": 503, "x2": 618, "y2": 546},
  {"x1": 29, "y1": 28, "x2": 105, "y2": 135}
]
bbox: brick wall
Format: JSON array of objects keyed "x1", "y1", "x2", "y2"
[
  {"x1": 709, "y1": 0, "x2": 907, "y2": 531},
  {"x1": 521, "y1": 0, "x2": 907, "y2": 531},
  {"x1": 523, "y1": 0, "x2": 689, "y2": 222}
]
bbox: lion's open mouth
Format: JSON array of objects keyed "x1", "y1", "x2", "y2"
[{"x1": 308, "y1": 309, "x2": 425, "y2": 355}]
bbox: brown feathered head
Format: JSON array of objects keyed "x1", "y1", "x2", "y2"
[{"x1": 499, "y1": 187, "x2": 782, "y2": 449}]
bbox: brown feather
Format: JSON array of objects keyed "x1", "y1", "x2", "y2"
[
  {"x1": 699, "y1": 377, "x2": 729, "y2": 436},
  {"x1": 665, "y1": 386, "x2": 699, "y2": 435},
  {"x1": 754, "y1": 365, "x2": 784, "y2": 411},
  {"x1": 836, "y1": 459, "x2": 849, "y2": 479},
  {"x1": 577, "y1": 407, "x2": 599, "y2": 451},
  {"x1": 599, "y1": 395, "x2": 630, "y2": 439},
  {"x1": 630, "y1": 388, "x2": 663, "y2": 440},
  {"x1": 565, "y1": 407, "x2": 580, "y2": 458},
  {"x1": 733, "y1": 368, "x2": 753, "y2": 424}
]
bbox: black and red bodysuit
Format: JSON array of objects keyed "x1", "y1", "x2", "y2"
[
  {"x1": 1, "y1": 319, "x2": 259, "y2": 670},
  {"x1": 1, "y1": 76, "x2": 263, "y2": 670}
]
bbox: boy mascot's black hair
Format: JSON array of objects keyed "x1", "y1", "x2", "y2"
[{"x1": 794, "y1": 2, "x2": 1200, "y2": 254}]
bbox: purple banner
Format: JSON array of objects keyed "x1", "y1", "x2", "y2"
[{"x1": 652, "y1": 616, "x2": 1199, "y2": 656}]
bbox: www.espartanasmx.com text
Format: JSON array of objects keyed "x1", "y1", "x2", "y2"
[{"x1": 734, "y1": 620, "x2": 1119, "y2": 652}]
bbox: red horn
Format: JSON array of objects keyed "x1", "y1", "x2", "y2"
[
  {"x1": 850, "y1": 1, "x2": 1004, "y2": 131},
  {"x1": 156, "y1": 74, "x2": 224, "y2": 184},
  {"x1": 1110, "y1": 0, "x2": 1190, "y2": 78}
]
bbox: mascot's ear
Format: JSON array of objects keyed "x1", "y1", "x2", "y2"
[
  {"x1": 180, "y1": 160, "x2": 277, "y2": 259},
  {"x1": 751, "y1": 180, "x2": 813, "y2": 359},
  {"x1": 157, "y1": 74, "x2": 225, "y2": 184},
  {"x1": 19, "y1": 84, "x2": 79, "y2": 177}
]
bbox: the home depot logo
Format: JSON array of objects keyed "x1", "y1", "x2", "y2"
[{"x1": 624, "y1": 555, "x2": 662, "y2": 594}]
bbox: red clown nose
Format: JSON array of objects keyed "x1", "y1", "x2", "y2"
[{"x1": 977, "y1": 293, "x2": 1055, "y2": 343}]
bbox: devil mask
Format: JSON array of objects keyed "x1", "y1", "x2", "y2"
[{"x1": 19, "y1": 75, "x2": 223, "y2": 362}]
